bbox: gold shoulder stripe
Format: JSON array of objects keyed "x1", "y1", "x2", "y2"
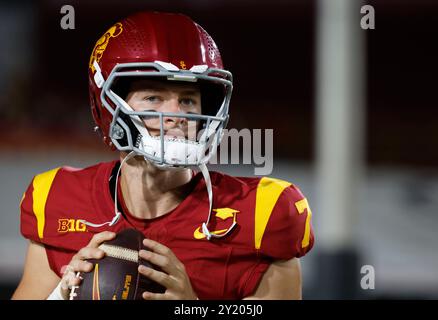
[
  {"x1": 254, "y1": 177, "x2": 292, "y2": 249},
  {"x1": 32, "y1": 167, "x2": 61, "y2": 239}
]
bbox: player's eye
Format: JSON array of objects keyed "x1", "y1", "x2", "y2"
[
  {"x1": 180, "y1": 98, "x2": 198, "y2": 107},
  {"x1": 143, "y1": 95, "x2": 162, "y2": 103}
]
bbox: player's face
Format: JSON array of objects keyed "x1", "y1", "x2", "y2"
[{"x1": 125, "y1": 79, "x2": 201, "y2": 140}]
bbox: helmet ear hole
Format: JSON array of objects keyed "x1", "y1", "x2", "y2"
[{"x1": 115, "y1": 112, "x2": 141, "y2": 148}]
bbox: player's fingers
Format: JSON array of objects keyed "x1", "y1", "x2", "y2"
[
  {"x1": 74, "y1": 247, "x2": 105, "y2": 261},
  {"x1": 59, "y1": 271, "x2": 82, "y2": 300},
  {"x1": 139, "y1": 249, "x2": 173, "y2": 273},
  {"x1": 142, "y1": 291, "x2": 168, "y2": 300},
  {"x1": 142, "y1": 238, "x2": 175, "y2": 259},
  {"x1": 138, "y1": 264, "x2": 171, "y2": 288},
  {"x1": 60, "y1": 270, "x2": 75, "y2": 289},
  {"x1": 59, "y1": 268, "x2": 79, "y2": 290},
  {"x1": 68, "y1": 259, "x2": 94, "y2": 273},
  {"x1": 66, "y1": 273, "x2": 81, "y2": 288},
  {"x1": 87, "y1": 231, "x2": 116, "y2": 248}
]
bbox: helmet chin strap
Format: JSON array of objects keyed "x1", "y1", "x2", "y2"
[
  {"x1": 199, "y1": 163, "x2": 237, "y2": 240},
  {"x1": 199, "y1": 163, "x2": 213, "y2": 239},
  {"x1": 78, "y1": 151, "x2": 135, "y2": 228}
]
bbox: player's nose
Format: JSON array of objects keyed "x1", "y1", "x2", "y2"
[
  {"x1": 162, "y1": 98, "x2": 182, "y2": 113},
  {"x1": 163, "y1": 99, "x2": 185, "y2": 126}
]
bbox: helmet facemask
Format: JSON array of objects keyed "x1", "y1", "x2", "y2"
[{"x1": 100, "y1": 61, "x2": 232, "y2": 169}]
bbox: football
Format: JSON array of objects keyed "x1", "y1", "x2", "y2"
[{"x1": 70, "y1": 228, "x2": 165, "y2": 300}]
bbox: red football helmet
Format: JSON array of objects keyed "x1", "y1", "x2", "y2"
[
  {"x1": 87, "y1": 12, "x2": 234, "y2": 240},
  {"x1": 88, "y1": 11, "x2": 233, "y2": 168}
]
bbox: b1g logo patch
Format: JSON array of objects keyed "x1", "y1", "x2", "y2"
[{"x1": 58, "y1": 219, "x2": 87, "y2": 232}]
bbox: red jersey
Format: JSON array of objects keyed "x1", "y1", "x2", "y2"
[{"x1": 20, "y1": 160, "x2": 314, "y2": 299}]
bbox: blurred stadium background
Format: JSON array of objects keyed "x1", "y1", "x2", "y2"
[{"x1": 0, "y1": 0, "x2": 437, "y2": 299}]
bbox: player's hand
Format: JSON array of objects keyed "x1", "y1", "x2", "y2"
[
  {"x1": 138, "y1": 238, "x2": 198, "y2": 300},
  {"x1": 59, "y1": 231, "x2": 116, "y2": 299}
]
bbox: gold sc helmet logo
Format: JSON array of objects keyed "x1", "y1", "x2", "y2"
[{"x1": 89, "y1": 22, "x2": 123, "y2": 73}]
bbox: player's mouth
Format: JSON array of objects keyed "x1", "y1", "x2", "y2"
[{"x1": 147, "y1": 128, "x2": 188, "y2": 139}]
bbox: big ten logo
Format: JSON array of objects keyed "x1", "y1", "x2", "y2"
[
  {"x1": 58, "y1": 219, "x2": 87, "y2": 232},
  {"x1": 360, "y1": 265, "x2": 375, "y2": 290}
]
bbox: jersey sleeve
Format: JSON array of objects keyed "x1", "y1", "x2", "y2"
[
  {"x1": 20, "y1": 168, "x2": 61, "y2": 244},
  {"x1": 20, "y1": 177, "x2": 39, "y2": 243},
  {"x1": 255, "y1": 179, "x2": 315, "y2": 260}
]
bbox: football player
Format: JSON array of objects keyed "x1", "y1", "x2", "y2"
[{"x1": 12, "y1": 11, "x2": 314, "y2": 300}]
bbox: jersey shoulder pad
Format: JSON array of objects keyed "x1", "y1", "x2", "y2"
[
  {"x1": 20, "y1": 167, "x2": 62, "y2": 243},
  {"x1": 19, "y1": 163, "x2": 105, "y2": 243},
  {"x1": 254, "y1": 177, "x2": 314, "y2": 259}
]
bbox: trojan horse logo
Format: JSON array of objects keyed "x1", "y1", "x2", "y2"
[{"x1": 89, "y1": 22, "x2": 123, "y2": 73}]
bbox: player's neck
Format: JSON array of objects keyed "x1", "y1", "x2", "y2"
[{"x1": 119, "y1": 154, "x2": 193, "y2": 220}]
